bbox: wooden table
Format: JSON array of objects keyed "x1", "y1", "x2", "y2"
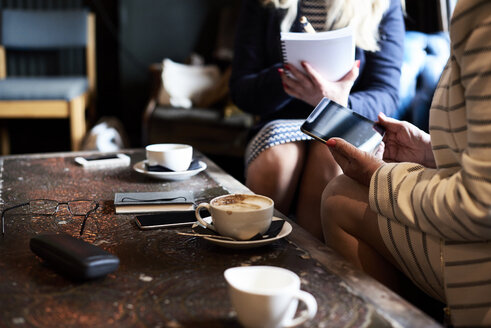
[{"x1": 0, "y1": 150, "x2": 441, "y2": 327}]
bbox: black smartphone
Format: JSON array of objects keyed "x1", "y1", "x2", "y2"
[
  {"x1": 135, "y1": 211, "x2": 197, "y2": 230},
  {"x1": 301, "y1": 98, "x2": 385, "y2": 153},
  {"x1": 74, "y1": 153, "x2": 130, "y2": 168},
  {"x1": 84, "y1": 155, "x2": 121, "y2": 161}
]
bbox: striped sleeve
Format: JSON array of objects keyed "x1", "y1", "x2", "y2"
[{"x1": 368, "y1": 0, "x2": 491, "y2": 242}]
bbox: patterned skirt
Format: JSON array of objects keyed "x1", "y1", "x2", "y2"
[{"x1": 245, "y1": 119, "x2": 312, "y2": 166}]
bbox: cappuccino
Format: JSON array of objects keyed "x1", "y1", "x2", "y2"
[
  {"x1": 195, "y1": 193, "x2": 274, "y2": 240},
  {"x1": 212, "y1": 194, "x2": 272, "y2": 212}
]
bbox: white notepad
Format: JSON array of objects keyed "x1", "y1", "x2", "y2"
[{"x1": 280, "y1": 26, "x2": 355, "y2": 82}]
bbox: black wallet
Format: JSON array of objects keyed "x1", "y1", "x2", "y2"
[{"x1": 30, "y1": 233, "x2": 120, "y2": 280}]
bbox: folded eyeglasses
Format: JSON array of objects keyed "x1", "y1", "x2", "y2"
[{"x1": 1, "y1": 199, "x2": 99, "y2": 236}]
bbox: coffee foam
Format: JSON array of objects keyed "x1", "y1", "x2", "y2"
[{"x1": 213, "y1": 194, "x2": 272, "y2": 212}]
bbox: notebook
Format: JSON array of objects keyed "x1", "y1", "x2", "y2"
[
  {"x1": 280, "y1": 26, "x2": 355, "y2": 82},
  {"x1": 114, "y1": 191, "x2": 194, "y2": 214}
]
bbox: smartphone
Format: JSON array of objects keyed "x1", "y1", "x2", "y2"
[
  {"x1": 135, "y1": 211, "x2": 197, "y2": 230},
  {"x1": 301, "y1": 98, "x2": 385, "y2": 153},
  {"x1": 74, "y1": 153, "x2": 130, "y2": 168}
]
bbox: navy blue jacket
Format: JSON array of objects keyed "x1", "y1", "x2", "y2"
[{"x1": 230, "y1": 0, "x2": 405, "y2": 126}]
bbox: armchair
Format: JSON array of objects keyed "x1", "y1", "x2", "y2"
[{"x1": 143, "y1": 63, "x2": 253, "y2": 158}]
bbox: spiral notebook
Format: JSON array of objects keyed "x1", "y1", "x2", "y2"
[
  {"x1": 114, "y1": 191, "x2": 194, "y2": 213},
  {"x1": 280, "y1": 26, "x2": 354, "y2": 82}
]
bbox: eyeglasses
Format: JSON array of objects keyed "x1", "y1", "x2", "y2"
[{"x1": 1, "y1": 199, "x2": 99, "y2": 236}]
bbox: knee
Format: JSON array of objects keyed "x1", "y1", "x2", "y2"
[
  {"x1": 247, "y1": 148, "x2": 282, "y2": 184},
  {"x1": 321, "y1": 175, "x2": 350, "y2": 224},
  {"x1": 308, "y1": 142, "x2": 342, "y2": 179},
  {"x1": 322, "y1": 175, "x2": 349, "y2": 201},
  {"x1": 320, "y1": 176, "x2": 348, "y2": 245},
  {"x1": 247, "y1": 143, "x2": 304, "y2": 178}
]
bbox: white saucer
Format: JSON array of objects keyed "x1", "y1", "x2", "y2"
[
  {"x1": 133, "y1": 160, "x2": 207, "y2": 181},
  {"x1": 202, "y1": 217, "x2": 292, "y2": 249}
]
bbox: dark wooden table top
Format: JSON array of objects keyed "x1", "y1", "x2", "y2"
[{"x1": 0, "y1": 150, "x2": 441, "y2": 327}]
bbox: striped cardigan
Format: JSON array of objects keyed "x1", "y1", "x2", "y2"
[{"x1": 369, "y1": 0, "x2": 491, "y2": 326}]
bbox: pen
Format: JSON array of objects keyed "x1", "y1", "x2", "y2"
[{"x1": 300, "y1": 16, "x2": 316, "y2": 33}]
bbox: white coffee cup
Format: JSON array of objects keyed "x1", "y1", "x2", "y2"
[
  {"x1": 224, "y1": 266, "x2": 317, "y2": 328},
  {"x1": 195, "y1": 193, "x2": 273, "y2": 240},
  {"x1": 145, "y1": 143, "x2": 193, "y2": 172}
]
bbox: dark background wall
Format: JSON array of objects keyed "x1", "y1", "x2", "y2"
[
  {"x1": 1, "y1": 0, "x2": 451, "y2": 156},
  {"x1": 0, "y1": 0, "x2": 239, "y2": 153},
  {"x1": 117, "y1": 0, "x2": 238, "y2": 146}
]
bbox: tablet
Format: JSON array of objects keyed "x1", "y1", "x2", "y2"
[{"x1": 301, "y1": 98, "x2": 385, "y2": 153}]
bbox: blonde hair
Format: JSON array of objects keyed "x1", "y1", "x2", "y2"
[{"x1": 262, "y1": 0, "x2": 391, "y2": 52}]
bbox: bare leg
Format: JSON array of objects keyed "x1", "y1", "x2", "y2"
[
  {"x1": 296, "y1": 142, "x2": 342, "y2": 241},
  {"x1": 246, "y1": 142, "x2": 306, "y2": 215},
  {"x1": 321, "y1": 175, "x2": 404, "y2": 292}
]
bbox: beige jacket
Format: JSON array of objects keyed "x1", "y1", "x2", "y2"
[{"x1": 369, "y1": 0, "x2": 491, "y2": 325}]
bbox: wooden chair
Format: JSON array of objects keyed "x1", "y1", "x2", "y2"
[{"x1": 0, "y1": 9, "x2": 96, "y2": 154}]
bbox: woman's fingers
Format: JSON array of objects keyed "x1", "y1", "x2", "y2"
[
  {"x1": 285, "y1": 63, "x2": 312, "y2": 86},
  {"x1": 378, "y1": 112, "x2": 394, "y2": 125},
  {"x1": 280, "y1": 64, "x2": 316, "y2": 99},
  {"x1": 326, "y1": 137, "x2": 383, "y2": 186},
  {"x1": 325, "y1": 138, "x2": 357, "y2": 169},
  {"x1": 301, "y1": 61, "x2": 325, "y2": 89},
  {"x1": 338, "y1": 60, "x2": 360, "y2": 83},
  {"x1": 373, "y1": 141, "x2": 385, "y2": 159},
  {"x1": 279, "y1": 68, "x2": 299, "y2": 96},
  {"x1": 377, "y1": 112, "x2": 407, "y2": 132}
]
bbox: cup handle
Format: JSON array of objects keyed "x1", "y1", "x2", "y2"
[
  {"x1": 282, "y1": 290, "x2": 317, "y2": 328},
  {"x1": 195, "y1": 203, "x2": 216, "y2": 231}
]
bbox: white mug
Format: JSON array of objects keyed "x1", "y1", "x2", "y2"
[
  {"x1": 224, "y1": 266, "x2": 317, "y2": 328},
  {"x1": 145, "y1": 143, "x2": 192, "y2": 172},
  {"x1": 195, "y1": 194, "x2": 273, "y2": 241}
]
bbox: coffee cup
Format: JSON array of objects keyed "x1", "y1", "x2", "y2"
[
  {"x1": 145, "y1": 143, "x2": 193, "y2": 172},
  {"x1": 224, "y1": 266, "x2": 317, "y2": 328},
  {"x1": 195, "y1": 193, "x2": 273, "y2": 240}
]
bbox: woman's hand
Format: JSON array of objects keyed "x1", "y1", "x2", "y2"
[
  {"x1": 325, "y1": 138, "x2": 384, "y2": 187},
  {"x1": 279, "y1": 60, "x2": 359, "y2": 107},
  {"x1": 377, "y1": 113, "x2": 436, "y2": 167}
]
